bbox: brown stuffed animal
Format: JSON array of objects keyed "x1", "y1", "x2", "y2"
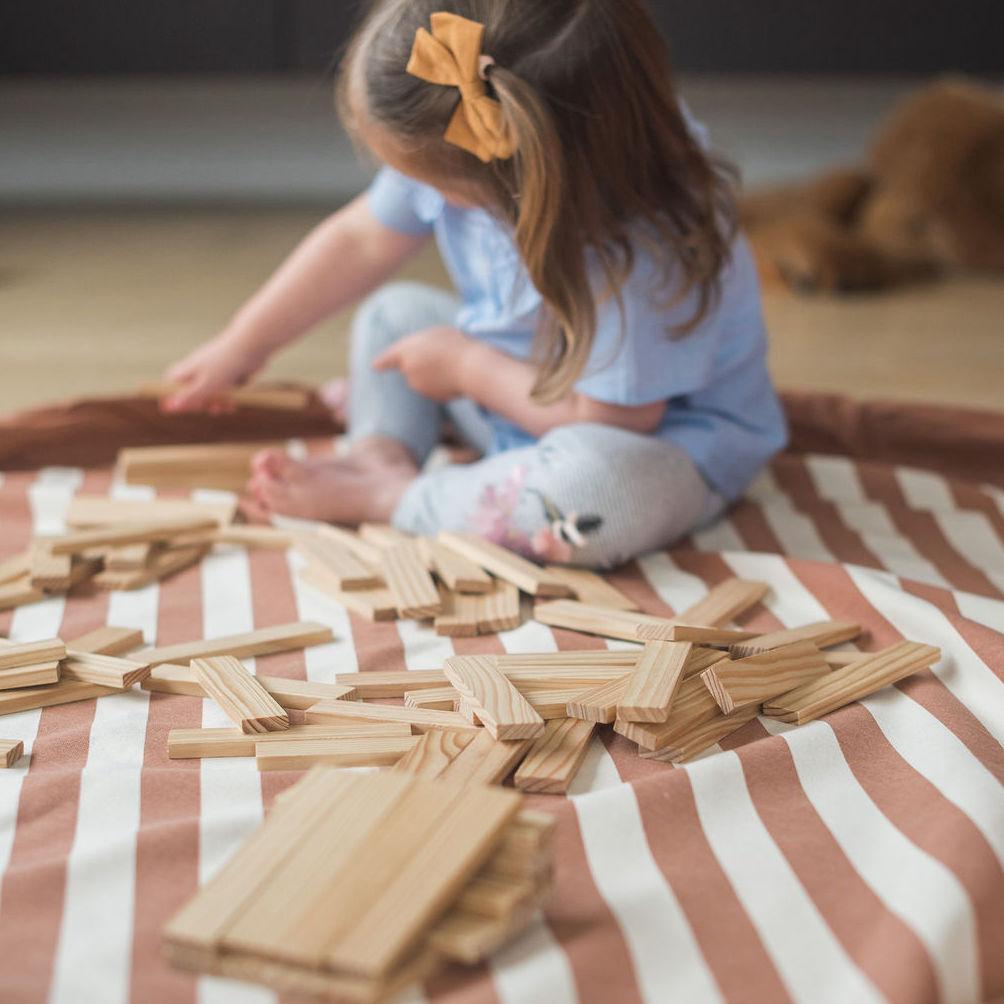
[{"x1": 743, "y1": 79, "x2": 1004, "y2": 293}]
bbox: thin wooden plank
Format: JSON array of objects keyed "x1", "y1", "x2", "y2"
[
  {"x1": 0, "y1": 575, "x2": 45, "y2": 611},
  {"x1": 329, "y1": 669, "x2": 446, "y2": 699},
  {"x1": 618, "y1": 641, "x2": 692, "y2": 723},
  {"x1": 381, "y1": 541, "x2": 442, "y2": 619},
  {"x1": 192, "y1": 656, "x2": 289, "y2": 734},
  {"x1": 523, "y1": 688, "x2": 599, "y2": 720},
  {"x1": 315, "y1": 524, "x2": 384, "y2": 567},
  {"x1": 298, "y1": 566, "x2": 398, "y2": 621},
  {"x1": 674, "y1": 578, "x2": 769, "y2": 627},
  {"x1": 639, "y1": 704, "x2": 761, "y2": 763},
  {"x1": 138, "y1": 621, "x2": 334, "y2": 666},
  {"x1": 436, "y1": 729, "x2": 533, "y2": 787},
  {"x1": 0, "y1": 639, "x2": 66, "y2": 672},
  {"x1": 533, "y1": 599, "x2": 676, "y2": 642},
  {"x1": 45, "y1": 517, "x2": 217, "y2": 556},
  {"x1": 476, "y1": 580, "x2": 521, "y2": 633},
  {"x1": 28, "y1": 541, "x2": 73, "y2": 590},
  {"x1": 457, "y1": 875, "x2": 538, "y2": 920},
  {"x1": 292, "y1": 531, "x2": 381, "y2": 591},
  {"x1": 92, "y1": 544, "x2": 207, "y2": 590},
  {"x1": 0, "y1": 662, "x2": 61, "y2": 691},
  {"x1": 0, "y1": 679, "x2": 115, "y2": 717},
  {"x1": 0, "y1": 552, "x2": 30, "y2": 586},
  {"x1": 443, "y1": 655, "x2": 545, "y2": 741},
  {"x1": 437, "y1": 532, "x2": 572, "y2": 598},
  {"x1": 434, "y1": 588, "x2": 482, "y2": 638},
  {"x1": 543, "y1": 565, "x2": 638, "y2": 610},
  {"x1": 139, "y1": 382, "x2": 310, "y2": 412},
  {"x1": 393, "y1": 729, "x2": 475, "y2": 779},
  {"x1": 419, "y1": 538, "x2": 493, "y2": 593},
  {"x1": 66, "y1": 495, "x2": 237, "y2": 529},
  {"x1": 117, "y1": 442, "x2": 277, "y2": 492},
  {"x1": 613, "y1": 675, "x2": 721, "y2": 751},
  {"x1": 729, "y1": 620, "x2": 863, "y2": 659},
  {"x1": 564, "y1": 676, "x2": 628, "y2": 724},
  {"x1": 639, "y1": 623, "x2": 760, "y2": 645},
  {"x1": 513, "y1": 718, "x2": 596, "y2": 794},
  {"x1": 700, "y1": 641, "x2": 831, "y2": 714},
  {"x1": 103, "y1": 541, "x2": 155, "y2": 571},
  {"x1": 61, "y1": 651, "x2": 152, "y2": 689},
  {"x1": 403, "y1": 687, "x2": 460, "y2": 712},
  {"x1": 304, "y1": 699, "x2": 479, "y2": 734},
  {"x1": 168, "y1": 722, "x2": 413, "y2": 758},
  {"x1": 762, "y1": 642, "x2": 941, "y2": 724},
  {"x1": 256, "y1": 735, "x2": 419, "y2": 771},
  {"x1": 496, "y1": 650, "x2": 639, "y2": 668},
  {"x1": 359, "y1": 523, "x2": 414, "y2": 549},
  {"x1": 1, "y1": 738, "x2": 25, "y2": 768},
  {"x1": 68, "y1": 625, "x2": 145, "y2": 656},
  {"x1": 430, "y1": 904, "x2": 539, "y2": 965}
]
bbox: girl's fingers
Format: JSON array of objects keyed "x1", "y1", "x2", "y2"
[{"x1": 371, "y1": 346, "x2": 400, "y2": 371}]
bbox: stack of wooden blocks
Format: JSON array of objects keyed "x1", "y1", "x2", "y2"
[{"x1": 165, "y1": 770, "x2": 553, "y2": 1002}]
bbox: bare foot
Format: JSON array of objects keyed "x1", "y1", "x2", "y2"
[{"x1": 248, "y1": 443, "x2": 417, "y2": 523}]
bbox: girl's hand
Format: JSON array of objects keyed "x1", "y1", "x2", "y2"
[
  {"x1": 372, "y1": 326, "x2": 478, "y2": 402},
  {"x1": 163, "y1": 333, "x2": 268, "y2": 413}
]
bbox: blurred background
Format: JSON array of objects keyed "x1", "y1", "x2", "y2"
[{"x1": 2, "y1": 0, "x2": 1002, "y2": 413}]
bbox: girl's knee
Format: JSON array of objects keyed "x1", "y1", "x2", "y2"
[{"x1": 351, "y1": 282, "x2": 456, "y2": 365}]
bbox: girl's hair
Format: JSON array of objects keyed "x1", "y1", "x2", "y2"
[{"x1": 338, "y1": 0, "x2": 738, "y2": 403}]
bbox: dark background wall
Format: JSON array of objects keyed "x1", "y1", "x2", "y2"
[{"x1": 2, "y1": 0, "x2": 1003, "y2": 75}]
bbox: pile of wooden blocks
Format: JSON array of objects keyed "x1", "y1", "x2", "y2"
[{"x1": 165, "y1": 769, "x2": 553, "y2": 1002}]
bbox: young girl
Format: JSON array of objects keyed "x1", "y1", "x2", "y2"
[{"x1": 166, "y1": 0, "x2": 787, "y2": 569}]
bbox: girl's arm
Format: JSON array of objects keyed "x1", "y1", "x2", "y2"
[{"x1": 166, "y1": 193, "x2": 430, "y2": 410}]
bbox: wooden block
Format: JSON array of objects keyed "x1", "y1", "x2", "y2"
[
  {"x1": 61, "y1": 651, "x2": 152, "y2": 689},
  {"x1": 762, "y1": 641, "x2": 941, "y2": 724},
  {"x1": 292, "y1": 531, "x2": 381, "y2": 590},
  {"x1": 1, "y1": 738, "x2": 24, "y2": 768},
  {"x1": 543, "y1": 565, "x2": 638, "y2": 610},
  {"x1": 69, "y1": 626, "x2": 145, "y2": 656},
  {"x1": 701, "y1": 641, "x2": 830, "y2": 714},
  {"x1": 0, "y1": 551, "x2": 30, "y2": 586},
  {"x1": 639, "y1": 704, "x2": 761, "y2": 763},
  {"x1": 523, "y1": 688, "x2": 600, "y2": 720},
  {"x1": 116, "y1": 442, "x2": 278, "y2": 492},
  {"x1": 824, "y1": 650, "x2": 868, "y2": 668},
  {"x1": 193, "y1": 656, "x2": 289, "y2": 734},
  {"x1": 315, "y1": 524, "x2": 384, "y2": 568},
  {"x1": 533, "y1": 599, "x2": 676, "y2": 642},
  {"x1": 404, "y1": 687, "x2": 460, "y2": 711},
  {"x1": 393, "y1": 729, "x2": 475, "y2": 779},
  {"x1": 434, "y1": 588, "x2": 482, "y2": 637},
  {"x1": 304, "y1": 699, "x2": 479, "y2": 734},
  {"x1": 0, "y1": 661, "x2": 61, "y2": 690},
  {"x1": 729, "y1": 621, "x2": 863, "y2": 659},
  {"x1": 437, "y1": 531, "x2": 572, "y2": 598},
  {"x1": 139, "y1": 381, "x2": 310, "y2": 412},
  {"x1": 675, "y1": 578, "x2": 769, "y2": 627},
  {"x1": 103, "y1": 542, "x2": 155, "y2": 571},
  {"x1": 437, "y1": 729, "x2": 534, "y2": 787},
  {"x1": 359, "y1": 523, "x2": 414, "y2": 549},
  {"x1": 513, "y1": 717, "x2": 595, "y2": 794},
  {"x1": 618, "y1": 641, "x2": 692, "y2": 723},
  {"x1": 496, "y1": 650, "x2": 640, "y2": 669},
  {"x1": 169, "y1": 722, "x2": 412, "y2": 758},
  {"x1": 457, "y1": 875, "x2": 538, "y2": 920},
  {"x1": 0, "y1": 639, "x2": 66, "y2": 672},
  {"x1": 613, "y1": 675, "x2": 721, "y2": 751},
  {"x1": 476, "y1": 580, "x2": 521, "y2": 633},
  {"x1": 46, "y1": 517, "x2": 217, "y2": 556},
  {"x1": 418, "y1": 538, "x2": 492, "y2": 593},
  {"x1": 92, "y1": 544, "x2": 207, "y2": 590},
  {"x1": 67, "y1": 495, "x2": 237, "y2": 529},
  {"x1": 330, "y1": 669, "x2": 446, "y2": 700},
  {"x1": 138, "y1": 621, "x2": 334, "y2": 666},
  {"x1": 28, "y1": 541, "x2": 73, "y2": 590},
  {"x1": 430, "y1": 904, "x2": 539, "y2": 965},
  {"x1": 256, "y1": 735, "x2": 420, "y2": 771},
  {"x1": 0, "y1": 575, "x2": 45, "y2": 611},
  {"x1": 501, "y1": 810, "x2": 556, "y2": 854},
  {"x1": 381, "y1": 541, "x2": 441, "y2": 619},
  {"x1": 443, "y1": 655, "x2": 545, "y2": 741},
  {"x1": 186, "y1": 524, "x2": 292, "y2": 550},
  {"x1": 298, "y1": 566, "x2": 398, "y2": 621},
  {"x1": 0, "y1": 679, "x2": 117, "y2": 717},
  {"x1": 638, "y1": 623, "x2": 760, "y2": 645}
]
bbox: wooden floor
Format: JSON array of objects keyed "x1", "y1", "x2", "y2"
[{"x1": 2, "y1": 205, "x2": 1002, "y2": 415}]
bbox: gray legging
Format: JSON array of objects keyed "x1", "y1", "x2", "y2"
[{"x1": 348, "y1": 282, "x2": 725, "y2": 569}]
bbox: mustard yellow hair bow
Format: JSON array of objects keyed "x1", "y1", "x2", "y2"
[{"x1": 406, "y1": 12, "x2": 517, "y2": 163}]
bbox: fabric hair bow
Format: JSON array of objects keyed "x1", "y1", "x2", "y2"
[{"x1": 406, "y1": 12, "x2": 518, "y2": 163}]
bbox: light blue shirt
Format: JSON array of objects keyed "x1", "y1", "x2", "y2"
[{"x1": 367, "y1": 166, "x2": 787, "y2": 501}]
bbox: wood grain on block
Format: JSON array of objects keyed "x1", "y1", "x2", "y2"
[
  {"x1": 139, "y1": 621, "x2": 333, "y2": 666},
  {"x1": 1, "y1": 738, "x2": 24, "y2": 768},
  {"x1": 330, "y1": 669, "x2": 446, "y2": 699},
  {"x1": 92, "y1": 544, "x2": 207, "y2": 591},
  {"x1": 613, "y1": 675, "x2": 721, "y2": 751},
  {"x1": 642, "y1": 623, "x2": 760, "y2": 645},
  {"x1": 67, "y1": 494, "x2": 237, "y2": 529},
  {"x1": 419, "y1": 538, "x2": 493, "y2": 593},
  {"x1": 437, "y1": 531, "x2": 572, "y2": 597},
  {"x1": 28, "y1": 541, "x2": 73, "y2": 590},
  {"x1": 729, "y1": 620, "x2": 863, "y2": 659},
  {"x1": 0, "y1": 639, "x2": 66, "y2": 672},
  {"x1": 168, "y1": 722, "x2": 413, "y2": 758},
  {"x1": 701, "y1": 641, "x2": 830, "y2": 714},
  {"x1": 298, "y1": 565, "x2": 398, "y2": 621},
  {"x1": 457, "y1": 875, "x2": 537, "y2": 920},
  {"x1": 618, "y1": 640, "x2": 692, "y2": 723},
  {"x1": 304, "y1": 699, "x2": 479, "y2": 734},
  {"x1": 476, "y1": 580, "x2": 521, "y2": 633},
  {"x1": 393, "y1": 729, "x2": 476, "y2": 779},
  {"x1": 0, "y1": 661, "x2": 61, "y2": 690},
  {"x1": 675, "y1": 578, "x2": 769, "y2": 627},
  {"x1": 434, "y1": 588, "x2": 481, "y2": 637},
  {"x1": 0, "y1": 679, "x2": 118, "y2": 717},
  {"x1": 523, "y1": 688, "x2": 601, "y2": 720},
  {"x1": 444, "y1": 655, "x2": 545, "y2": 741},
  {"x1": 315, "y1": 524, "x2": 384, "y2": 567},
  {"x1": 47, "y1": 517, "x2": 217, "y2": 556},
  {"x1": 762, "y1": 641, "x2": 941, "y2": 724},
  {"x1": 292, "y1": 531, "x2": 381, "y2": 590},
  {"x1": 497, "y1": 650, "x2": 640, "y2": 669},
  {"x1": 117, "y1": 442, "x2": 277, "y2": 492},
  {"x1": 824, "y1": 650, "x2": 868, "y2": 668},
  {"x1": 192, "y1": 656, "x2": 289, "y2": 734},
  {"x1": 404, "y1": 687, "x2": 460, "y2": 711},
  {"x1": 142, "y1": 664, "x2": 354, "y2": 709},
  {"x1": 513, "y1": 718, "x2": 595, "y2": 794},
  {"x1": 175, "y1": 524, "x2": 292, "y2": 550},
  {"x1": 359, "y1": 523, "x2": 415, "y2": 549},
  {"x1": 0, "y1": 552, "x2": 30, "y2": 586},
  {"x1": 140, "y1": 381, "x2": 310, "y2": 412},
  {"x1": 381, "y1": 541, "x2": 442, "y2": 619},
  {"x1": 543, "y1": 565, "x2": 638, "y2": 610},
  {"x1": 256, "y1": 735, "x2": 420, "y2": 771},
  {"x1": 103, "y1": 542, "x2": 154, "y2": 571},
  {"x1": 61, "y1": 651, "x2": 152, "y2": 689},
  {"x1": 0, "y1": 576, "x2": 45, "y2": 611},
  {"x1": 437, "y1": 729, "x2": 534, "y2": 787},
  {"x1": 68, "y1": 626, "x2": 143, "y2": 657},
  {"x1": 639, "y1": 704, "x2": 760, "y2": 763},
  {"x1": 500, "y1": 810, "x2": 556, "y2": 854},
  {"x1": 533, "y1": 599, "x2": 676, "y2": 642},
  {"x1": 564, "y1": 676, "x2": 629, "y2": 723},
  {"x1": 430, "y1": 902, "x2": 539, "y2": 965}
]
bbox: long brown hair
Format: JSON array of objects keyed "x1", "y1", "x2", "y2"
[{"x1": 339, "y1": 0, "x2": 738, "y2": 402}]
